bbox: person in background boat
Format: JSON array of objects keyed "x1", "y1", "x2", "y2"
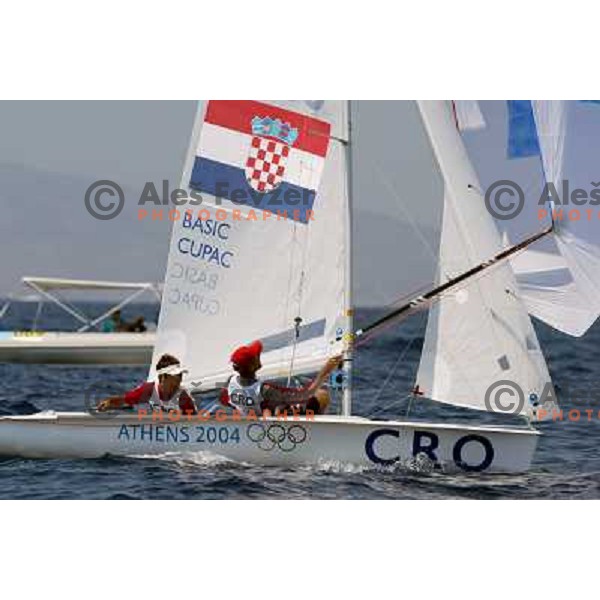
[
  {"x1": 96, "y1": 353, "x2": 197, "y2": 414},
  {"x1": 102, "y1": 311, "x2": 146, "y2": 333},
  {"x1": 221, "y1": 340, "x2": 341, "y2": 416},
  {"x1": 102, "y1": 309, "x2": 122, "y2": 332},
  {"x1": 125, "y1": 316, "x2": 147, "y2": 333}
]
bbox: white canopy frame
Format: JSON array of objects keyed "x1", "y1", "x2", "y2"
[{"x1": 1, "y1": 277, "x2": 162, "y2": 332}]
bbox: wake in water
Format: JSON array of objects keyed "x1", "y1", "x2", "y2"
[{"x1": 127, "y1": 450, "x2": 241, "y2": 469}]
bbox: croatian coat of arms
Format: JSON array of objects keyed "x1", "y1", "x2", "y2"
[{"x1": 245, "y1": 116, "x2": 299, "y2": 193}]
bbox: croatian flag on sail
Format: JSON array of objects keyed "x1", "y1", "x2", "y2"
[{"x1": 190, "y1": 101, "x2": 331, "y2": 223}]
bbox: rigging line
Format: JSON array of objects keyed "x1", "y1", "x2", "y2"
[
  {"x1": 370, "y1": 394, "x2": 415, "y2": 419},
  {"x1": 364, "y1": 303, "x2": 481, "y2": 416},
  {"x1": 405, "y1": 393, "x2": 415, "y2": 418},
  {"x1": 366, "y1": 156, "x2": 449, "y2": 277},
  {"x1": 368, "y1": 327, "x2": 422, "y2": 413},
  {"x1": 0, "y1": 300, "x2": 11, "y2": 320},
  {"x1": 282, "y1": 220, "x2": 299, "y2": 341},
  {"x1": 281, "y1": 221, "x2": 300, "y2": 384},
  {"x1": 286, "y1": 218, "x2": 311, "y2": 385},
  {"x1": 287, "y1": 318, "x2": 300, "y2": 387},
  {"x1": 287, "y1": 271, "x2": 307, "y2": 386},
  {"x1": 356, "y1": 224, "x2": 554, "y2": 341}
]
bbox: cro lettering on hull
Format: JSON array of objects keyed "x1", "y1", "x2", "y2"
[{"x1": 365, "y1": 428, "x2": 496, "y2": 473}]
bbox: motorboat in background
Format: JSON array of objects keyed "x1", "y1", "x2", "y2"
[{"x1": 0, "y1": 276, "x2": 160, "y2": 364}]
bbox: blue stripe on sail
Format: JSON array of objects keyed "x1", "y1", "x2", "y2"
[
  {"x1": 507, "y1": 100, "x2": 540, "y2": 159},
  {"x1": 579, "y1": 100, "x2": 600, "y2": 106},
  {"x1": 190, "y1": 157, "x2": 316, "y2": 224}
]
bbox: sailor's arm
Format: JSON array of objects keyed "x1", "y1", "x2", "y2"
[
  {"x1": 96, "y1": 382, "x2": 153, "y2": 412},
  {"x1": 307, "y1": 355, "x2": 343, "y2": 395},
  {"x1": 96, "y1": 396, "x2": 125, "y2": 411},
  {"x1": 261, "y1": 355, "x2": 342, "y2": 409},
  {"x1": 178, "y1": 390, "x2": 198, "y2": 415},
  {"x1": 260, "y1": 385, "x2": 287, "y2": 409}
]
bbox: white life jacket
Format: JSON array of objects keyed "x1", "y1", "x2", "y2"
[
  {"x1": 148, "y1": 382, "x2": 187, "y2": 412},
  {"x1": 227, "y1": 375, "x2": 264, "y2": 415}
]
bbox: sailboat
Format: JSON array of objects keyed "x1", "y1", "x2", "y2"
[
  {"x1": 0, "y1": 100, "x2": 592, "y2": 472},
  {"x1": 0, "y1": 276, "x2": 160, "y2": 364}
]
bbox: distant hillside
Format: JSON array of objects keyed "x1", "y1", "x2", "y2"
[{"x1": 0, "y1": 163, "x2": 171, "y2": 295}]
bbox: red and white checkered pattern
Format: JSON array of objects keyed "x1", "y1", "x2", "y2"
[{"x1": 245, "y1": 136, "x2": 290, "y2": 193}]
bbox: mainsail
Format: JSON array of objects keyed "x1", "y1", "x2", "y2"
[
  {"x1": 415, "y1": 101, "x2": 553, "y2": 418},
  {"x1": 152, "y1": 101, "x2": 349, "y2": 389}
]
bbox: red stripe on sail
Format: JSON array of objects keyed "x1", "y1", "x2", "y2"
[{"x1": 204, "y1": 100, "x2": 331, "y2": 157}]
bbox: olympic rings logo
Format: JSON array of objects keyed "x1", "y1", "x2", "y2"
[{"x1": 246, "y1": 423, "x2": 307, "y2": 452}]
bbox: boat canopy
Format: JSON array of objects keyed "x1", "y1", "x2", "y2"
[
  {"x1": 21, "y1": 277, "x2": 160, "y2": 293},
  {"x1": 1, "y1": 277, "x2": 162, "y2": 332}
]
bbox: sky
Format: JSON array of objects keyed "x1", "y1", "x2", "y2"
[{"x1": 0, "y1": 101, "x2": 532, "y2": 306}]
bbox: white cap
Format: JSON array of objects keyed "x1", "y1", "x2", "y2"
[{"x1": 156, "y1": 363, "x2": 189, "y2": 377}]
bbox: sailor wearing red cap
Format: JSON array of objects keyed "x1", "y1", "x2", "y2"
[{"x1": 223, "y1": 340, "x2": 341, "y2": 416}]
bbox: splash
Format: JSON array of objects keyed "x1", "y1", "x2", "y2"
[
  {"x1": 310, "y1": 459, "x2": 370, "y2": 474},
  {"x1": 127, "y1": 450, "x2": 237, "y2": 468}
]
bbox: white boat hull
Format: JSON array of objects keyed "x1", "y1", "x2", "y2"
[
  {"x1": 0, "y1": 412, "x2": 539, "y2": 473},
  {"x1": 0, "y1": 332, "x2": 154, "y2": 365}
]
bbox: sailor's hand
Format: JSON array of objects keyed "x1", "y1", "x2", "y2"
[
  {"x1": 96, "y1": 399, "x2": 112, "y2": 412},
  {"x1": 324, "y1": 354, "x2": 343, "y2": 374}
]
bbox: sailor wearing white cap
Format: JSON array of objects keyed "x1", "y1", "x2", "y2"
[{"x1": 96, "y1": 353, "x2": 197, "y2": 414}]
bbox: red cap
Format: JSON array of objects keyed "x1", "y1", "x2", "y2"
[{"x1": 230, "y1": 340, "x2": 263, "y2": 369}]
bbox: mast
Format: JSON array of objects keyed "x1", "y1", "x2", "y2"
[{"x1": 341, "y1": 100, "x2": 354, "y2": 416}]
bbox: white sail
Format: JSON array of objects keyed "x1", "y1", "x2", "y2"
[
  {"x1": 457, "y1": 102, "x2": 564, "y2": 334},
  {"x1": 508, "y1": 234, "x2": 598, "y2": 337},
  {"x1": 415, "y1": 101, "x2": 553, "y2": 418},
  {"x1": 460, "y1": 101, "x2": 600, "y2": 337},
  {"x1": 530, "y1": 100, "x2": 600, "y2": 334},
  {"x1": 151, "y1": 101, "x2": 348, "y2": 389}
]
